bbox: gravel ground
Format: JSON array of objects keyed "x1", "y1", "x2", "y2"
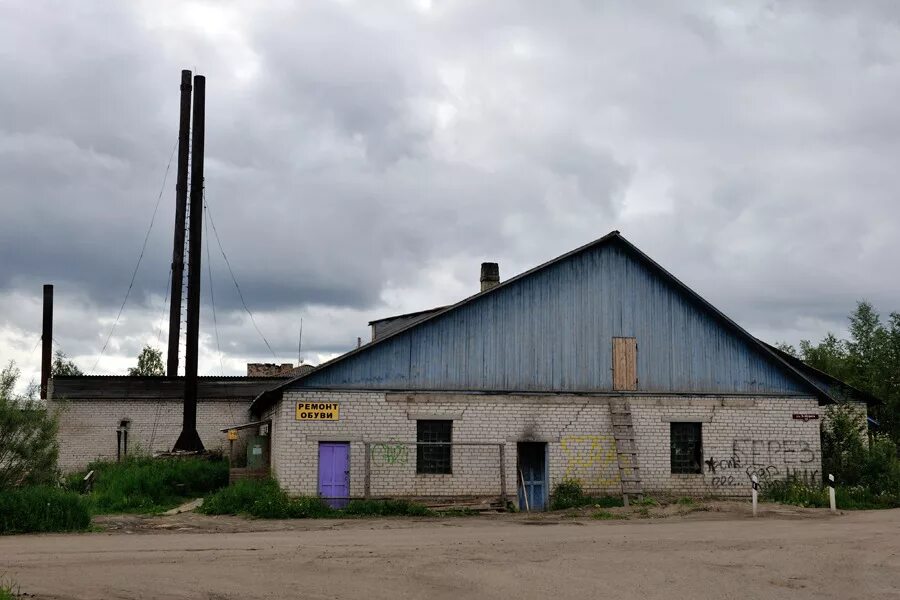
[{"x1": 1, "y1": 504, "x2": 898, "y2": 600}]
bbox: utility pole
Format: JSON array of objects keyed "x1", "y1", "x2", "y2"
[
  {"x1": 166, "y1": 69, "x2": 192, "y2": 377},
  {"x1": 40, "y1": 284, "x2": 53, "y2": 399},
  {"x1": 174, "y1": 74, "x2": 206, "y2": 452}
]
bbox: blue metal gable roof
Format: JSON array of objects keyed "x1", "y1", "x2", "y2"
[{"x1": 252, "y1": 231, "x2": 829, "y2": 409}]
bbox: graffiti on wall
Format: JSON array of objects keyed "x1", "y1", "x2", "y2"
[
  {"x1": 705, "y1": 439, "x2": 819, "y2": 487},
  {"x1": 372, "y1": 439, "x2": 409, "y2": 467},
  {"x1": 560, "y1": 435, "x2": 619, "y2": 486}
]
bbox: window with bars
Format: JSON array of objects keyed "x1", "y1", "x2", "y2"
[
  {"x1": 670, "y1": 422, "x2": 703, "y2": 474},
  {"x1": 417, "y1": 420, "x2": 452, "y2": 474}
]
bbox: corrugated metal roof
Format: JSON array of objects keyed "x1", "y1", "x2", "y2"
[{"x1": 251, "y1": 231, "x2": 835, "y2": 411}]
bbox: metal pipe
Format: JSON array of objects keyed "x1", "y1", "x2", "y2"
[
  {"x1": 174, "y1": 74, "x2": 206, "y2": 452},
  {"x1": 40, "y1": 284, "x2": 53, "y2": 399},
  {"x1": 167, "y1": 69, "x2": 192, "y2": 377}
]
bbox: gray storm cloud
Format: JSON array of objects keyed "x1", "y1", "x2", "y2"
[{"x1": 1, "y1": 0, "x2": 899, "y2": 387}]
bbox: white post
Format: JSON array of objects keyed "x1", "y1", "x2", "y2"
[
  {"x1": 751, "y1": 474, "x2": 759, "y2": 517},
  {"x1": 828, "y1": 474, "x2": 836, "y2": 513}
]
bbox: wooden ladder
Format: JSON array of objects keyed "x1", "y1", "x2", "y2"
[{"x1": 610, "y1": 401, "x2": 643, "y2": 507}]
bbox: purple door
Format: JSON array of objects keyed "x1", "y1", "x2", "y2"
[{"x1": 318, "y1": 442, "x2": 350, "y2": 508}]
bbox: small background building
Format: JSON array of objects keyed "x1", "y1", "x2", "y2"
[{"x1": 51, "y1": 363, "x2": 313, "y2": 471}]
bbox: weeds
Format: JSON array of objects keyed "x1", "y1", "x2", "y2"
[
  {"x1": 763, "y1": 478, "x2": 900, "y2": 509},
  {"x1": 676, "y1": 497, "x2": 695, "y2": 505},
  {"x1": 198, "y1": 479, "x2": 329, "y2": 518},
  {"x1": 550, "y1": 480, "x2": 623, "y2": 510},
  {"x1": 591, "y1": 510, "x2": 626, "y2": 520},
  {"x1": 631, "y1": 496, "x2": 658, "y2": 507},
  {"x1": 343, "y1": 499, "x2": 431, "y2": 517},
  {"x1": 77, "y1": 456, "x2": 228, "y2": 514},
  {"x1": 0, "y1": 486, "x2": 90, "y2": 534},
  {"x1": 199, "y1": 479, "x2": 432, "y2": 519},
  {"x1": 0, "y1": 575, "x2": 19, "y2": 600}
]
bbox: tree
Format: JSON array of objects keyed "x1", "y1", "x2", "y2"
[
  {"x1": 0, "y1": 361, "x2": 59, "y2": 489},
  {"x1": 51, "y1": 350, "x2": 83, "y2": 377},
  {"x1": 128, "y1": 345, "x2": 165, "y2": 376},
  {"x1": 847, "y1": 301, "x2": 888, "y2": 394},
  {"x1": 799, "y1": 333, "x2": 851, "y2": 382},
  {"x1": 774, "y1": 342, "x2": 798, "y2": 358},
  {"x1": 797, "y1": 301, "x2": 900, "y2": 446}
]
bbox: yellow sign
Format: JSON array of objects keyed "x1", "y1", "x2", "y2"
[
  {"x1": 227, "y1": 429, "x2": 238, "y2": 441},
  {"x1": 296, "y1": 402, "x2": 340, "y2": 421}
]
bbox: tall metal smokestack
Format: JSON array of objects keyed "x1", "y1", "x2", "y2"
[
  {"x1": 174, "y1": 74, "x2": 206, "y2": 452},
  {"x1": 167, "y1": 69, "x2": 192, "y2": 377},
  {"x1": 40, "y1": 284, "x2": 53, "y2": 400}
]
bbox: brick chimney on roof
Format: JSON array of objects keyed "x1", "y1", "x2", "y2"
[{"x1": 480, "y1": 262, "x2": 500, "y2": 292}]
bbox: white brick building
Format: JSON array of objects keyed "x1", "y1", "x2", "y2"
[
  {"x1": 50, "y1": 376, "x2": 285, "y2": 472},
  {"x1": 249, "y1": 232, "x2": 874, "y2": 509}
]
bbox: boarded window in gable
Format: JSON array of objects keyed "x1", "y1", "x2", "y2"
[{"x1": 612, "y1": 337, "x2": 638, "y2": 391}]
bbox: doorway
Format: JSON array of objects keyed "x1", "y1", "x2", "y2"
[
  {"x1": 517, "y1": 442, "x2": 548, "y2": 511},
  {"x1": 318, "y1": 442, "x2": 350, "y2": 509}
]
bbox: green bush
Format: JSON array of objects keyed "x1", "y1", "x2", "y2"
[
  {"x1": 83, "y1": 455, "x2": 228, "y2": 514},
  {"x1": 0, "y1": 486, "x2": 91, "y2": 534},
  {"x1": 809, "y1": 401, "x2": 900, "y2": 508},
  {"x1": 199, "y1": 479, "x2": 333, "y2": 518},
  {"x1": 763, "y1": 477, "x2": 900, "y2": 510},
  {"x1": 550, "y1": 479, "x2": 623, "y2": 510},
  {"x1": 0, "y1": 362, "x2": 59, "y2": 489},
  {"x1": 200, "y1": 479, "x2": 432, "y2": 518}
]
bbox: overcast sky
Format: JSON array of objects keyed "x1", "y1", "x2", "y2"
[{"x1": 2, "y1": 1, "x2": 899, "y2": 388}]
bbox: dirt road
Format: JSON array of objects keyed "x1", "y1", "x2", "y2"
[{"x1": 2, "y1": 509, "x2": 898, "y2": 600}]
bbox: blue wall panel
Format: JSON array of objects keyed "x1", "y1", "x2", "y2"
[{"x1": 298, "y1": 240, "x2": 808, "y2": 395}]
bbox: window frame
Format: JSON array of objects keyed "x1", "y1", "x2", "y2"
[
  {"x1": 670, "y1": 421, "x2": 703, "y2": 474},
  {"x1": 416, "y1": 420, "x2": 453, "y2": 475}
]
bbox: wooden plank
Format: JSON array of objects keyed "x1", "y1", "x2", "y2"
[{"x1": 625, "y1": 337, "x2": 637, "y2": 389}]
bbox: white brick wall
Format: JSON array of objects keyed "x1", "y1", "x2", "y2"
[
  {"x1": 53, "y1": 398, "x2": 251, "y2": 472},
  {"x1": 268, "y1": 390, "x2": 830, "y2": 501}
]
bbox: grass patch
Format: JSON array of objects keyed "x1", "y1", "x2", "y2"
[
  {"x1": 0, "y1": 576, "x2": 19, "y2": 600},
  {"x1": 198, "y1": 479, "x2": 331, "y2": 518},
  {"x1": 77, "y1": 455, "x2": 229, "y2": 514},
  {"x1": 550, "y1": 480, "x2": 623, "y2": 510},
  {"x1": 591, "y1": 510, "x2": 626, "y2": 520},
  {"x1": 0, "y1": 486, "x2": 91, "y2": 534},
  {"x1": 631, "y1": 496, "x2": 658, "y2": 507},
  {"x1": 199, "y1": 479, "x2": 433, "y2": 519},
  {"x1": 676, "y1": 496, "x2": 695, "y2": 505},
  {"x1": 343, "y1": 499, "x2": 430, "y2": 517},
  {"x1": 634, "y1": 506, "x2": 651, "y2": 518},
  {"x1": 763, "y1": 478, "x2": 900, "y2": 510}
]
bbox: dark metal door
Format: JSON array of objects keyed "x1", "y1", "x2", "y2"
[{"x1": 518, "y1": 442, "x2": 548, "y2": 511}]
